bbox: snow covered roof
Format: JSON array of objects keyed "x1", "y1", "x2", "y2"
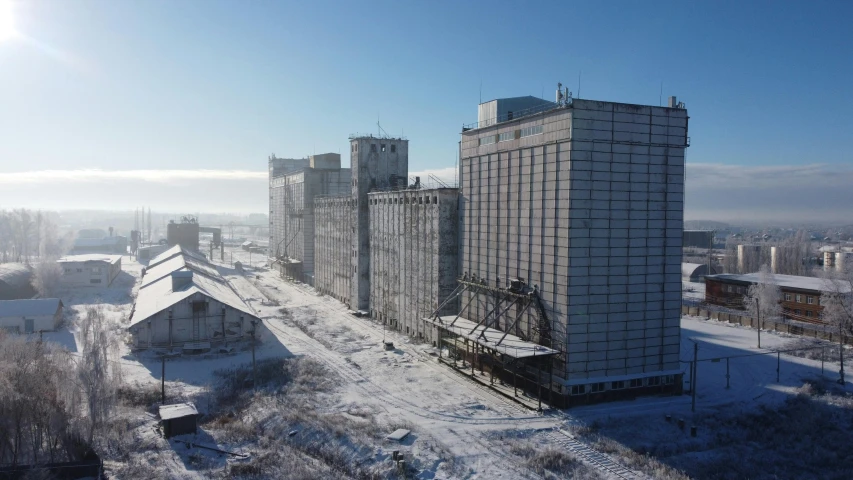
[
  {"x1": 130, "y1": 250, "x2": 257, "y2": 329},
  {"x1": 0, "y1": 298, "x2": 62, "y2": 318},
  {"x1": 0, "y1": 264, "x2": 32, "y2": 289},
  {"x1": 425, "y1": 316, "x2": 558, "y2": 359},
  {"x1": 57, "y1": 254, "x2": 122, "y2": 264},
  {"x1": 705, "y1": 273, "x2": 852, "y2": 293},
  {"x1": 147, "y1": 245, "x2": 207, "y2": 269},
  {"x1": 140, "y1": 254, "x2": 219, "y2": 288},
  {"x1": 158, "y1": 402, "x2": 198, "y2": 420}
]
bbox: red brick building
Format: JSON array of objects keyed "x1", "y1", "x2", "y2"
[{"x1": 703, "y1": 273, "x2": 848, "y2": 324}]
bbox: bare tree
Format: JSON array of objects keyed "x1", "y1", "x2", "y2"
[
  {"x1": 744, "y1": 264, "x2": 782, "y2": 348},
  {"x1": 77, "y1": 307, "x2": 121, "y2": 445},
  {"x1": 31, "y1": 258, "x2": 63, "y2": 297},
  {"x1": 821, "y1": 265, "x2": 853, "y2": 384}
]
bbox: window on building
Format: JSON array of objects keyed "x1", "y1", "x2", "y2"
[
  {"x1": 648, "y1": 376, "x2": 661, "y2": 386},
  {"x1": 77, "y1": 268, "x2": 83, "y2": 273},
  {"x1": 795, "y1": 309, "x2": 802, "y2": 315},
  {"x1": 806, "y1": 310, "x2": 813, "y2": 317},
  {"x1": 192, "y1": 301, "x2": 207, "y2": 312},
  {"x1": 381, "y1": 144, "x2": 386, "y2": 152},
  {"x1": 498, "y1": 131, "x2": 515, "y2": 142},
  {"x1": 479, "y1": 135, "x2": 496, "y2": 146},
  {"x1": 611, "y1": 381, "x2": 625, "y2": 390},
  {"x1": 796, "y1": 294, "x2": 802, "y2": 303},
  {"x1": 64, "y1": 268, "x2": 71, "y2": 274},
  {"x1": 785, "y1": 293, "x2": 792, "y2": 301},
  {"x1": 391, "y1": 144, "x2": 396, "y2": 153},
  {"x1": 663, "y1": 375, "x2": 675, "y2": 385},
  {"x1": 507, "y1": 111, "x2": 513, "y2": 120},
  {"x1": 520, "y1": 125, "x2": 544, "y2": 137},
  {"x1": 807, "y1": 296, "x2": 814, "y2": 305},
  {"x1": 590, "y1": 382, "x2": 605, "y2": 393},
  {"x1": 570, "y1": 384, "x2": 586, "y2": 395},
  {"x1": 371, "y1": 144, "x2": 376, "y2": 152},
  {"x1": 629, "y1": 378, "x2": 643, "y2": 388}
]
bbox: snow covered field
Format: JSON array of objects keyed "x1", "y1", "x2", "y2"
[{"x1": 37, "y1": 245, "x2": 852, "y2": 479}]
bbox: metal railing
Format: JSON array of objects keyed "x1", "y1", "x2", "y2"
[{"x1": 462, "y1": 101, "x2": 564, "y2": 131}]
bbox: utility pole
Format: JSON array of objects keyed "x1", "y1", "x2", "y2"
[
  {"x1": 757, "y1": 297, "x2": 761, "y2": 349},
  {"x1": 249, "y1": 317, "x2": 256, "y2": 389},
  {"x1": 691, "y1": 340, "x2": 699, "y2": 412},
  {"x1": 161, "y1": 356, "x2": 166, "y2": 404},
  {"x1": 839, "y1": 329, "x2": 846, "y2": 385}
]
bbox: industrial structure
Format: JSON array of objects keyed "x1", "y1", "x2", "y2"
[
  {"x1": 682, "y1": 262, "x2": 720, "y2": 282},
  {"x1": 58, "y1": 254, "x2": 123, "y2": 287},
  {"x1": 269, "y1": 153, "x2": 350, "y2": 284},
  {"x1": 127, "y1": 246, "x2": 260, "y2": 352},
  {"x1": 271, "y1": 87, "x2": 690, "y2": 406}
]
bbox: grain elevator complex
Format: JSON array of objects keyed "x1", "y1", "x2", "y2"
[{"x1": 269, "y1": 87, "x2": 690, "y2": 407}]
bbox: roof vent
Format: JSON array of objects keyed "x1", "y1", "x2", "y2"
[{"x1": 171, "y1": 270, "x2": 193, "y2": 291}]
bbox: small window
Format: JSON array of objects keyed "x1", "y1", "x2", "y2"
[
  {"x1": 64, "y1": 268, "x2": 72, "y2": 274},
  {"x1": 381, "y1": 144, "x2": 386, "y2": 152},
  {"x1": 807, "y1": 296, "x2": 814, "y2": 305},
  {"x1": 570, "y1": 385, "x2": 586, "y2": 395},
  {"x1": 590, "y1": 382, "x2": 605, "y2": 393},
  {"x1": 433, "y1": 196, "x2": 437, "y2": 204},
  {"x1": 663, "y1": 375, "x2": 675, "y2": 385},
  {"x1": 77, "y1": 268, "x2": 83, "y2": 273},
  {"x1": 796, "y1": 295, "x2": 802, "y2": 303},
  {"x1": 507, "y1": 111, "x2": 513, "y2": 120},
  {"x1": 806, "y1": 310, "x2": 813, "y2": 317},
  {"x1": 784, "y1": 293, "x2": 791, "y2": 301},
  {"x1": 391, "y1": 144, "x2": 396, "y2": 153},
  {"x1": 648, "y1": 376, "x2": 661, "y2": 386},
  {"x1": 629, "y1": 378, "x2": 643, "y2": 388},
  {"x1": 795, "y1": 309, "x2": 802, "y2": 315},
  {"x1": 611, "y1": 381, "x2": 625, "y2": 390}
]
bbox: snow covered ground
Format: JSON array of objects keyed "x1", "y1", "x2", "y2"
[{"x1": 36, "y1": 245, "x2": 853, "y2": 479}]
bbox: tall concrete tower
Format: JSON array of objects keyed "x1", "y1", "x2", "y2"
[{"x1": 349, "y1": 136, "x2": 409, "y2": 310}]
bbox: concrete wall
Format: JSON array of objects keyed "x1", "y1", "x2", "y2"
[
  {"x1": 368, "y1": 188, "x2": 459, "y2": 340},
  {"x1": 314, "y1": 196, "x2": 354, "y2": 306},
  {"x1": 0, "y1": 311, "x2": 61, "y2": 333},
  {"x1": 459, "y1": 98, "x2": 688, "y2": 388},
  {"x1": 59, "y1": 258, "x2": 121, "y2": 287},
  {"x1": 350, "y1": 137, "x2": 409, "y2": 310},
  {"x1": 128, "y1": 292, "x2": 251, "y2": 348}
]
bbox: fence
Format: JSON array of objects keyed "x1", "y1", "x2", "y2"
[{"x1": 681, "y1": 299, "x2": 853, "y2": 346}]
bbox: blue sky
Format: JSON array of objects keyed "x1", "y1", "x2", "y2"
[{"x1": 0, "y1": 0, "x2": 851, "y2": 220}]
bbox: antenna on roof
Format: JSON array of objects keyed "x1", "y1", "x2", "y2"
[
  {"x1": 578, "y1": 71, "x2": 582, "y2": 99},
  {"x1": 660, "y1": 81, "x2": 663, "y2": 107},
  {"x1": 479, "y1": 80, "x2": 482, "y2": 104}
]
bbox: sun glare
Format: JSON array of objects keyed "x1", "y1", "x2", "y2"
[{"x1": 0, "y1": 0, "x2": 17, "y2": 43}]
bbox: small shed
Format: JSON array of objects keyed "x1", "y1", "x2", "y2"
[
  {"x1": 0, "y1": 298, "x2": 64, "y2": 333},
  {"x1": 241, "y1": 241, "x2": 256, "y2": 251},
  {"x1": 159, "y1": 403, "x2": 198, "y2": 438}
]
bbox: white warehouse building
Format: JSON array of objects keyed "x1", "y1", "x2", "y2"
[
  {"x1": 58, "y1": 254, "x2": 123, "y2": 287},
  {"x1": 128, "y1": 246, "x2": 260, "y2": 352},
  {"x1": 0, "y1": 298, "x2": 64, "y2": 334}
]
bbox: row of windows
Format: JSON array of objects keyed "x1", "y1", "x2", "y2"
[
  {"x1": 64, "y1": 267, "x2": 101, "y2": 274},
  {"x1": 369, "y1": 196, "x2": 439, "y2": 205},
  {"x1": 366, "y1": 144, "x2": 396, "y2": 153},
  {"x1": 783, "y1": 293, "x2": 816, "y2": 304},
  {"x1": 478, "y1": 124, "x2": 545, "y2": 146},
  {"x1": 569, "y1": 375, "x2": 675, "y2": 395}
]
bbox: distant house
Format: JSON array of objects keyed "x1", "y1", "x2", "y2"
[
  {"x1": 128, "y1": 246, "x2": 259, "y2": 352},
  {"x1": 704, "y1": 273, "x2": 852, "y2": 323},
  {"x1": 58, "y1": 255, "x2": 123, "y2": 287},
  {"x1": 71, "y1": 235, "x2": 127, "y2": 255},
  {"x1": 0, "y1": 298, "x2": 64, "y2": 333},
  {"x1": 241, "y1": 241, "x2": 256, "y2": 251},
  {"x1": 0, "y1": 263, "x2": 35, "y2": 300}
]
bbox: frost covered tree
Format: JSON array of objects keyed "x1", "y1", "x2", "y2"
[
  {"x1": 821, "y1": 266, "x2": 853, "y2": 384},
  {"x1": 31, "y1": 257, "x2": 63, "y2": 297},
  {"x1": 77, "y1": 306, "x2": 121, "y2": 445},
  {"x1": 743, "y1": 265, "x2": 781, "y2": 348}
]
